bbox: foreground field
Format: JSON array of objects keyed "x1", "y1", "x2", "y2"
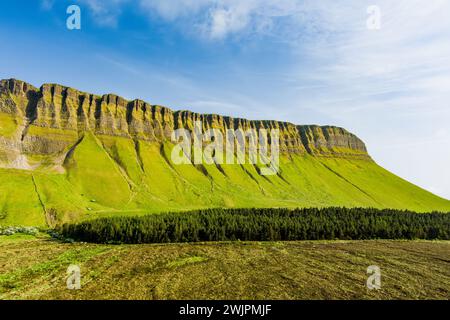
[{"x1": 0, "y1": 235, "x2": 449, "y2": 300}]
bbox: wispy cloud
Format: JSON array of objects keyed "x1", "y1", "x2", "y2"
[
  {"x1": 78, "y1": 0, "x2": 303, "y2": 39},
  {"x1": 50, "y1": 0, "x2": 450, "y2": 123},
  {"x1": 78, "y1": 0, "x2": 128, "y2": 27}
]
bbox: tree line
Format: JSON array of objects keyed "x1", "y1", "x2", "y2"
[{"x1": 58, "y1": 207, "x2": 450, "y2": 244}]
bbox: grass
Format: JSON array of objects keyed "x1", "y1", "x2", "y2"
[
  {"x1": 0, "y1": 113, "x2": 18, "y2": 138},
  {"x1": 0, "y1": 234, "x2": 112, "y2": 298},
  {"x1": 26, "y1": 125, "x2": 78, "y2": 143},
  {"x1": 0, "y1": 169, "x2": 47, "y2": 226},
  {"x1": 0, "y1": 235, "x2": 448, "y2": 300},
  {"x1": 2, "y1": 109, "x2": 450, "y2": 227},
  {"x1": 64, "y1": 132, "x2": 132, "y2": 208},
  {"x1": 166, "y1": 256, "x2": 208, "y2": 268}
]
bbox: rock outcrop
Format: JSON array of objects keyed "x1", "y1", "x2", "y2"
[
  {"x1": 4, "y1": 79, "x2": 450, "y2": 228},
  {"x1": 0, "y1": 78, "x2": 370, "y2": 170}
]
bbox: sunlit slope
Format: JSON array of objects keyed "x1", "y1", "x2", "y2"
[
  {"x1": 317, "y1": 157, "x2": 450, "y2": 212},
  {"x1": 0, "y1": 169, "x2": 45, "y2": 226},
  {"x1": 1, "y1": 133, "x2": 449, "y2": 227},
  {"x1": 1, "y1": 79, "x2": 449, "y2": 226}
]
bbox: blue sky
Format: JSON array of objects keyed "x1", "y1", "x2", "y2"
[{"x1": 1, "y1": 0, "x2": 449, "y2": 199}]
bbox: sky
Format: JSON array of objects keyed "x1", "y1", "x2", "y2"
[{"x1": 0, "y1": 0, "x2": 449, "y2": 199}]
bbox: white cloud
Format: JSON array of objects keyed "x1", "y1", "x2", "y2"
[
  {"x1": 200, "y1": 0, "x2": 299, "y2": 39},
  {"x1": 208, "y1": 6, "x2": 249, "y2": 39},
  {"x1": 138, "y1": 0, "x2": 210, "y2": 20},
  {"x1": 82, "y1": 0, "x2": 301, "y2": 39},
  {"x1": 78, "y1": 0, "x2": 128, "y2": 27}
]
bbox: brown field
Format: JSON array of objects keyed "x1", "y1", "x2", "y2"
[{"x1": 0, "y1": 234, "x2": 449, "y2": 300}]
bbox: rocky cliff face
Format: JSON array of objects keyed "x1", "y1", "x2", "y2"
[
  {"x1": 6, "y1": 79, "x2": 449, "y2": 227},
  {"x1": 0, "y1": 78, "x2": 369, "y2": 170}
]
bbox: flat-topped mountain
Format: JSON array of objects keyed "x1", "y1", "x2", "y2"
[
  {"x1": 0, "y1": 78, "x2": 449, "y2": 226},
  {"x1": 0, "y1": 79, "x2": 367, "y2": 163}
]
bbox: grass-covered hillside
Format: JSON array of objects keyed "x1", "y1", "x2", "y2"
[
  {"x1": 1, "y1": 133, "x2": 449, "y2": 227},
  {"x1": 1, "y1": 79, "x2": 450, "y2": 227}
]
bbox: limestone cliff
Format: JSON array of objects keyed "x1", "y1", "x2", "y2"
[
  {"x1": 3, "y1": 79, "x2": 450, "y2": 227},
  {"x1": 0, "y1": 78, "x2": 370, "y2": 170}
]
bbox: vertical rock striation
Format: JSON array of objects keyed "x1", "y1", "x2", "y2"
[{"x1": 0, "y1": 78, "x2": 370, "y2": 171}]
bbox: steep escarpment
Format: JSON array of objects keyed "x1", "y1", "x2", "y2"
[
  {"x1": 0, "y1": 79, "x2": 368, "y2": 166},
  {"x1": 299, "y1": 125, "x2": 367, "y2": 158},
  {"x1": 1, "y1": 78, "x2": 449, "y2": 227}
]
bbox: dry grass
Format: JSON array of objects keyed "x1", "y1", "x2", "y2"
[{"x1": 0, "y1": 235, "x2": 449, "y2": 300}]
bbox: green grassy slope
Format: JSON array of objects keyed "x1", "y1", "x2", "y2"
[
  {"x1": 0, "y1": 169, "x2": 45, "y2": 226},
  {"x1": 1, "y1": 79, "x2": 449, "y2": 226},
  {"x1": 1, "y1": 130, "x2": 449, "y2": 227}
]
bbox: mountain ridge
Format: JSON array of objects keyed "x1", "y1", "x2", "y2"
[
  {"x1": 1, "y1": 78, "x2": 449, "y2": 227},
  {"x1": 0, "y1": 78, "x2": 368, "y2": 164}
]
